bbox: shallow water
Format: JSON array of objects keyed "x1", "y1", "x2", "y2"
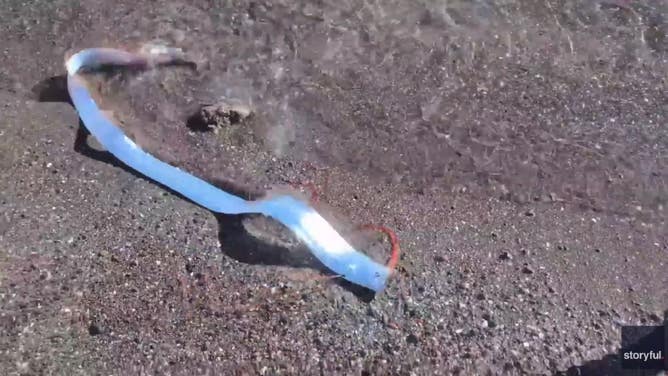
[{"x1": 74, "y1": 0, "x2": 667, "y2": 220}]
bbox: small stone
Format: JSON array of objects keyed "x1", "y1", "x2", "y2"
[
  {"x1": 499, "y1": 251, "x2": 512, "y2": 261},
  {"x1": 524, "y1": 210, "x2": 535, "y2": 217},
  {"x1": 88, "y1": 323, "x2": 102, "y2": 336},
  {"x1": 406, "y1": 333, "x2": 419, "y2": 345},
  {"x1": 434, "y1": 255, "x2": 446, "y2": 263},
  {"x1": 522, "y1": 265, "x2": 534, "y2": 274},
  {"x1": 187, "y1": 102, "x2": 252, "y2": 131},
  {"x1": 648, "y1": 312, "x2": 662, "y2": 322}
]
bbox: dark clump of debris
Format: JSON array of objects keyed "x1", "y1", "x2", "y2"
[{"x1": 186, "y1": 102, "x2": 252, "y2": 132}]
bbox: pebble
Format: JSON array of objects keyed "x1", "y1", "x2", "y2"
[
  {"x1": 648, "y1": 312, "x2": 662, "y2": 322},
  {"x1": 499, "y1": 251, "x2": 512, "y2": 261},
  {"x1": 88, "y1": 323, "x2": 102, "y2": 336},
  {"x1": 522, "y1": 265, "x2": 534, "y2": 274}
]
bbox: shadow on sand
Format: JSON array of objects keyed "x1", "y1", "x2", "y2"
[{"x1": 32, "y1": 75, "x2": 376, "y2": 302}]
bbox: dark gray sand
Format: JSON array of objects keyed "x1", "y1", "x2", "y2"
[{"x1": 1, "y1": 1, "x2": 667, "y2": 374}]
